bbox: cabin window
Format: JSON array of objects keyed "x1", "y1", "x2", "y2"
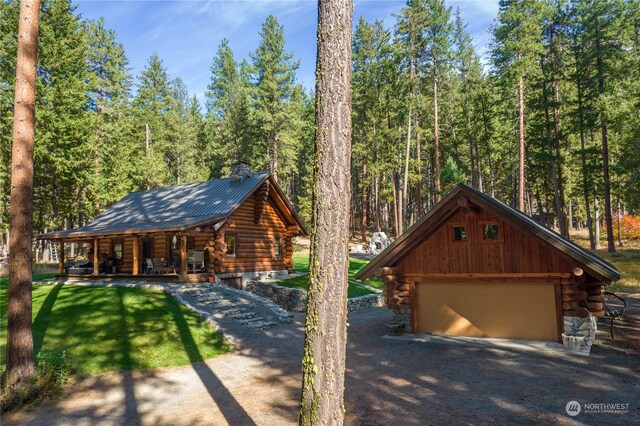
[
  {"x1": 225, "y1": 233, "x2": 237, "y2": 258},
  {"x1": 187, "y1": 236, "x2": 195, "y2": 250},
  {"x1": 483, "y1": 224, "x2": 500, "y2": 240},
  {"x1": 274, "y1": 236, "x2": 282, "y2": 259},
  {"x1": 453, "y1": 226, "x2": 467, "y2": 241},
  {"x1": 112, "y1": 239, "x2": 123, "y2": 261}
]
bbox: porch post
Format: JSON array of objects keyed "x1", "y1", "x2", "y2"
[
  {"x1": 180, "y1": 235, "x2": 187, "y2": 275},
  {"x1": 132, "y1": 236, "x2": 139, "y2": 275},
  {"x1": 93, "y1": 238, "x2": 99, "y2": 275},
  {"x1": 57, "y1": 240, "x2": 64, "y2": 274}
]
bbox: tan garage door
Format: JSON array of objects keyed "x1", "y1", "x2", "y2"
[{"x1": 416, "y1": 281, "x2": 558, "y2": 341}]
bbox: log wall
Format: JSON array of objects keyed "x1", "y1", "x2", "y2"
[{"x1": 223, "y1": 196, "x2": 290, "y2": 273}]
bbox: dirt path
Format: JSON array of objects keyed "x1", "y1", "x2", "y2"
[{"x1": 5, "y1": 301, "x2": 640, "y2": 425}]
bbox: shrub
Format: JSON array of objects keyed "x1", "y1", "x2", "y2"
[
  {"x1": 613, "y1": 215, "x2": 640, "y2": 240},
  {"x1": 1, "y1": 351, "x2": 71, "y2": 413}
]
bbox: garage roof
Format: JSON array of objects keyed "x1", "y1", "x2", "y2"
[{"x1": 355, "y1": 184, "x2": 620, "y2": 283}]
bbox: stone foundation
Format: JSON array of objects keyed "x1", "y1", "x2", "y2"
[
  {"x1": 392, "y1": 310, "x2": 412, "y2": 330},
  {"x1": 563, "y1": 315, "x2": 597, "y2": 352}
]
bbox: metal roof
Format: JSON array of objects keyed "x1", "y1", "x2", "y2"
[
  {"x1": 40, "y1": 172, "x2": 271, "y2": 239},
  {"x1": 355, "y1": 183, "x2": 620, "y2": 283}
]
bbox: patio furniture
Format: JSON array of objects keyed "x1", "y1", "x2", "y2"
[
  {"x1": 604, "y1": 291, "x2": 627, "y2": 339},
  {"x1": 186, "y1": 250, "x2": 204, "y2": 273},
  {"x1": 152, "y1": 258, "x2": 166, "y2": 274},
  {"x1": 144, "y1": 258, "x2": 154, "y2": 274}
]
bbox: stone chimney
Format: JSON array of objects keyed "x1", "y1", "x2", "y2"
[{"x1": 230, "y1": 161, "x2": 252, "y2": 180}]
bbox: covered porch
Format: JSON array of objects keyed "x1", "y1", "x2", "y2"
[{"x1": 45, "y1": 226, "x2": 225, "y2": 283}]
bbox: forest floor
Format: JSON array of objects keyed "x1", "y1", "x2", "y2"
[
  {"x1": 4, "y1": 304, "x2": 638, "y2": 425},
  {"x1": 571, "y1": 230, "x2": 640, "y2": 293}
]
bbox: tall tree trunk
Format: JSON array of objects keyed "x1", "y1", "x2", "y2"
[
  {"x1": 391, "y1": 173, "x2": 400, "y2": 238},
  {"x1": 551, "y1": 77, "x2": 568, "y2": 237},
  {"x1": 299, "y1": 0, "x2": 352, "y2": 422},
  {"x1": 542, "y1": 73, "x2": 566, "y2": 236},
  {"x1": 594, "y1": 186, "x2": 600, "y2": 250},
  {"x1": 434, "y1": 78, "x2": 441, "y2": 200},
  {"x1": 6, "y1": 0, "x2": 41, "y2": 389},
  {"x1": 361, "y1": 160, "x2": 368, "y2": 241},
  {"x1": 415, "y1": 116, "x2": 422, "y2": 219},
  {"x1": 575, "y1": 45, "x2": 595, "y2": 249},
  {"x1": 595, "y1": 20, "x2": 615, "y2": 253},
  {"x1": 272, "y1": 135, "x2": 279, "y2": 183},
  {"x1": 403, "y1": 103, "x2": 411, "y2": 227},
  {"x1": 518, "y1": 75, "x2": 526, "y2": 211},
  {"x1": 616, "y1": 196, "x2": 623, "y2": 247}
]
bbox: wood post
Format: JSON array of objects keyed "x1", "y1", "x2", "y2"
[
  {"x1": 180, "y1": 235, "x2": 187, "y2": 275},
  {"x1": 93, "y1": 239, "x2": 99, "y2": 275},
  {"x1": 57, "y1": 240, "x2": 64, "y2": 274},
  {"x1": 132, "y1": 237, "x2": 139, "y2": 275}
]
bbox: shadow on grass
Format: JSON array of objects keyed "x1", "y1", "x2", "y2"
[
  {"x1": 116, "y1": 288, "x2": 140, "y2": 424},
  {"x1": 167, "y1": 296, "x2": 256, "y2": 425},
  {"x1": 33, "y1": 284, "x2": 63, "y2": 354}
]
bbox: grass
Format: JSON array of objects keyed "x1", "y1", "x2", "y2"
[
  {"x1": 0, "y1": 272, "x2": 57, "y2": 286},
  {"x1": 0, "y1": 283, "x2": 229, "y2": 376},
  {"x1": 277, "y1": 254, "x2": 383, "y2": 298},
  {"x1": 572, "y1": 230, "x2": 640, "y2": 293}
]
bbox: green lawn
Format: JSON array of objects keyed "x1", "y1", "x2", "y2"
[
  {"x1": 0, "y1": 284, "x2": 228, "y2": 375},
  {"x1": 0, "y1": 272, "x2": 57, "y2": 286},
  {"x1": 278, "y1": 254, "x2": 382, "y2": 297}
]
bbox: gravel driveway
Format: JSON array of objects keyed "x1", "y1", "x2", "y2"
[{"x1": 5, "y1": 297, "x2": 639, "y2": 425}]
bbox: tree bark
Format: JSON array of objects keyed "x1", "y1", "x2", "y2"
[
  {"x1": 595, "y1": 19, "x2": 615, "y2": 253},
  {"x1": 541, "y1": 71, "x2": 566, "y2": 236},
  {"x1": 5, "y1": 0, "x2": 41, "y2": 389},
  {"x1": 575, "y1": 41, "x2": 595, "y2": 249},
  {"x1": 299, "y1": 0, "x2": 352, "y2": 423},
  {"x1": 518, "y1": 75, "x2": 526, "y2": 211},
  {"x1": 361, "y1": 160, "x2": 368, "y2": 241},
  {"x1": 434, "y1": 78, "x2": 441, "y2": 200}
]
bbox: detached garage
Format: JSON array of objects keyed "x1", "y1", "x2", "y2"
[{"x1": 355, "y1": 184, "x2": 620, "y2": 343}]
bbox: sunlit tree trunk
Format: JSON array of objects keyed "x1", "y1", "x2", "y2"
[
  {"x1": 5, "y1": 0, "x2": 41, "y2": 389},
  {"x1": 299, "y1": 0, "x2": 352, "y2": 423}
]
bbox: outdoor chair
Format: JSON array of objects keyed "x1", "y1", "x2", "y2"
[
  {"x1": 152, "y1": 258, "x2": 165, "y2": 274},
  {"x1": 604, "y1": 291, "x2": 627, "y2": 339},
  {"x1": 144, "y1": 258, "x2": 154, "y2": 274},
  {"x1": 187, "y1": 250, "x2": 204, "y2": 273}
]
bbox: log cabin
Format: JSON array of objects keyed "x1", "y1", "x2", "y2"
[
  {"x1": 355, "y1": 184, "x2": 620, "y2": 343},
  {"x1": 38, "y1": 162, "x2": 308, "y2": 287}
]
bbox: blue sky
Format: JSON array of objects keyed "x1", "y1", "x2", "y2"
[{"x1": 76, "y1": 0, "x2": 500, "y2": 104}]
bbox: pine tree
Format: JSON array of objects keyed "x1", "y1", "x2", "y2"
[
  {"x1": 492, "y1": 0, "x2": 545, "y2": 211},
  {"x1": 85, "y1": 17, "x2": 132, "y2": 215},
  {"x1": 133, "y1": 52, "x2": 173, "y2": 188},
  {"x1": 205, "y1": 39, "x2": 254, "y2": 177},
  {"x1": 251, "y1": 15, "x2": 300, "y2": 182},
  {"x1": 34, "y1": 0, "x2": 91, "y2": 230},
  {"x1": 421, "y1": 0, "x2": 454, "y2": 200}
]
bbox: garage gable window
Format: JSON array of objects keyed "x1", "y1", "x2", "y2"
[
  {"x1": 453, "y1": 226, "x2": 467, "y2": 241},
  {"x1": 481, "y1": 221, "x2": 503, "y2": 242},
  {"x1": 483, "y1": 224, "x2": 500, "y2": 240}
]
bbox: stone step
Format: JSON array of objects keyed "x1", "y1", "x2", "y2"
[
  {"x1": 219, "y1": 308, "x2": 243, "y2": 316},
  {"x1": 230, "y1": 312, "x2": 256, "y2": 320},
  {"x1": 237, "y1": 317, "x2": 265, "y2": 325}
]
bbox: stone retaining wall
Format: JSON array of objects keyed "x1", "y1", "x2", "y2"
[
  {"x1": 563, "y1": 315, "x2": 597, "y2": 351},
  {"x1": 244, "y1": 280, "x2": 384, "y2": 313}
]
